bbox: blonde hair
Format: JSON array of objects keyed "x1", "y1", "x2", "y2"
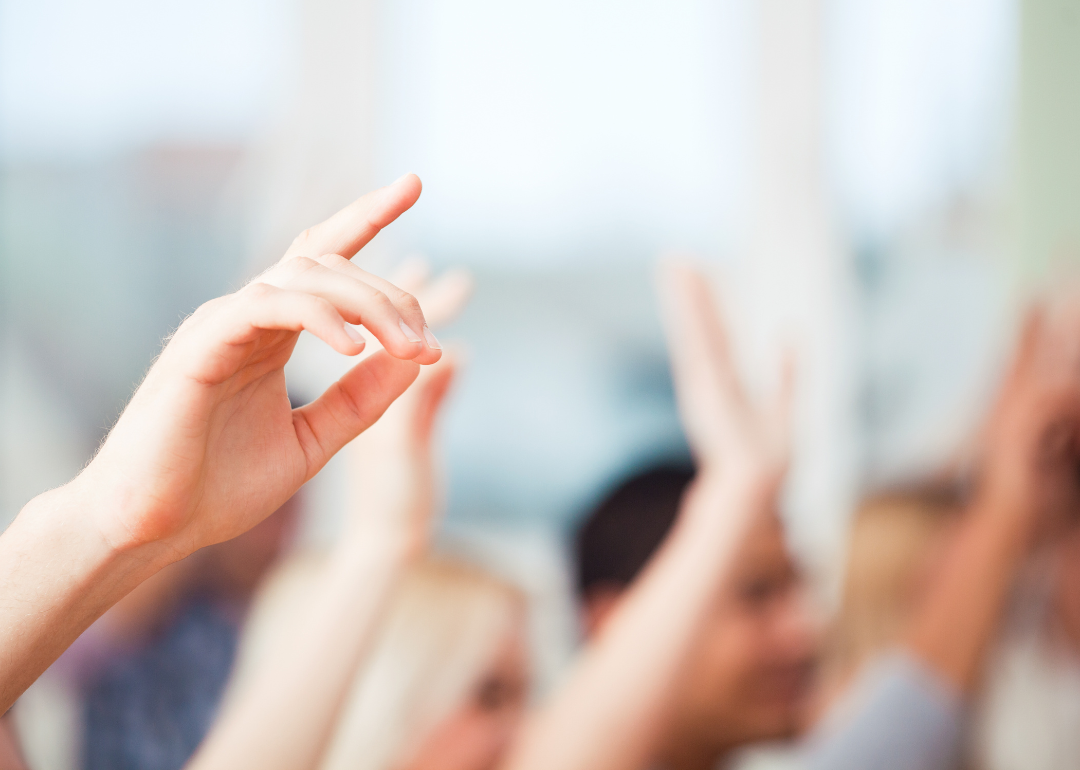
[
  {"x1": 820, "y1": 487, "x2": 961, "y2": 692},
  {"x1": 229, "y1": 554, "x2": 525, "y2": 770}
]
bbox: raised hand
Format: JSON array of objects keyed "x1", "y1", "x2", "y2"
[
  {"x1": 345, "y1": 352, "x2": 459, "y2": 555},
  {"x1": 657, "y1": 261, "x2": 793, "y2": 485},
  {"x1": 974, "y1": 301, "x2": 1080, "y2": 545},
  {"x1": 80, "y1": 174, "x2": 441, "y2": 559},
  {"x1": 340, "y1": 258, "x2": 470, "y2": 550},
  {"x1": 0, "y1": 175, "x2": 442, "y2": 712},
  {"x1": 905, "y1": 296, "x2": 1080, "y2": 693}
]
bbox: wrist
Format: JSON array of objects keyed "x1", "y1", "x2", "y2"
[
  {"x1": 45, "y1": 473, "x2": 181, "y2": 574},
  {"x1": 678, "y1": 465, "x2": 779, "y2": 536}
]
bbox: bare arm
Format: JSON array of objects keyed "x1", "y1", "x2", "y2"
[
  {"x1": 502, "y1": 262, "x2": 791, "y2": 770},
  {"x1": 0, "y1": 175, "x2": 441, "y2": 713},
  {"x1": 907, "y1": 306, "x2": 1080, "y2": 691}
]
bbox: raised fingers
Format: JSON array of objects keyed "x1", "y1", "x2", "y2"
[
  {"x1": 256, "y1": 256, "x2": 441, "y2": 364},
  {"x1": 176, "y1": 282, "x2": 366, "y2": 385},
  {"x1": 283, "y1": 174, "x2": 422, "y2": 262},
  {"x1": 312, "y1": 254, "x2": 441, "y2": 362}
]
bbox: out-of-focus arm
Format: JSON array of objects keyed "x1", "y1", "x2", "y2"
[
  {"x1": 503, "y1": 471, "x2": 774, "y2": 770},
  {"x1": 188, "y1": 336, "x2": 461, "y2": 770},
  {"x1": 800, "y1": 303, "x2": 1080, "y2": 770},
  {"x1": 501, "y1": 263, "x2": 793, "y2": 770},
  {"x1": 187, "y1": 534, "x2": 411, "y2": 770}
]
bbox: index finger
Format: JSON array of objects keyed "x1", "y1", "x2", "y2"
[{"x1": 283, "y1": 174, "x2": 422, "y2": 262}]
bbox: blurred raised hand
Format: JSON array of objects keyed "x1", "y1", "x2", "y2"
[
  {"x1": 978, "y1": 299, "x2": 1080, "y2": 541},
  {"x1": 188, "y1": 265, "x2": 469, "y2": 770},
  {"x1": 344, "y1": 258, "x2": 471, "y2": 551},
  {"x1": 906, "y1": 293, "x2": 1080, "y2": 694},
  {"x1": 351, "y1": 255, "x2": 473, "y2": 360},
  {"x1": 658, "y1": 261, "x2": 793, "y2": 486},
  {"x1": 502, "y1": 262, "x2": 789, "y2": 770}
]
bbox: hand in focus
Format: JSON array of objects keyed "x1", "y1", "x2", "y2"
[
  {"x1": 346, "y1": 262, "x2": 470, "y2": 554},
  {"x1": 80, "y1": 174, "x2": 441, "y2": 561},
  {"x1": 980, "y1": 301, "x2": 1080, "y2": 539},
  {"x1": 658, "y1": 261, "x2": 793, "y2": 486}
]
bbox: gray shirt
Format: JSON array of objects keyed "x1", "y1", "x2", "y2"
[{"x1": 800, "y1": 650, "x2": 963, "y2": 770}]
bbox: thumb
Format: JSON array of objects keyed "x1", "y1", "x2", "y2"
[{"x1": 293, "y1": 351, "x2": 420, "y2": 477}]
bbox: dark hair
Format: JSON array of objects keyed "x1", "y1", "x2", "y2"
[{"x1": 574, "y1": 465, "x2": 695, "y2": 596}]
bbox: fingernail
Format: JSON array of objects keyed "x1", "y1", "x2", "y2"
[
  {"x1": 423, "y1": 324, "x2": 441, "y2": 350},
  {"x1": 399, "y1": 319, "x2": 422, "y2": 343},
  {"x1": 344, "y1": 324, "x2": 366, "y2": 346},
  {"x1": 393, "y1": 172, "x2": 413, "y2": 185}
]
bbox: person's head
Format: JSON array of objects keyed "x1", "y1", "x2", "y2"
[
  {"x1": 828, "y1": 486, "x2": 962, "y2": 667},
  {"x1": 575, "y1": 466, "x2": 816, "y2": 761},
  {"x1": 234, "y1": 555, "x2": 529, "y2": 770}
]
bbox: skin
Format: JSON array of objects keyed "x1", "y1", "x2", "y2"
[
  {"x1": 401, "y1": 616, "x2": 531, "y2": 770},
  {"x1": 583, "y1": 513, "x2": 816, "y2": 770},
  {"x1": 0, "y1": 173, "x2": 440, "y2": 714},
  {"x1": 190, "y1": 266, "x2": 470, "y2": 770},
  {"x1": 500, "y1": 262, "x2": 794, "y2": 770},
  {"x1": 907, "y1": 304, "x2": 1080, "y2": 693}
]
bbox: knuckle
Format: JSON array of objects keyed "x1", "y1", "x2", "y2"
[
  {"x1": 389, "y1": 287, "x2": 422, "y2": 316},
  {"x1": 317, "y1": 253, "x2": 349, "y2": 268},
  {"x1": 290, "y1": 227, "x2": 316, "y2": 252},
  {"x1": 289, "y1": 255, "x2": 319, "y2": 273},
  {"x1": 243, "y1": 281, "x2": 276, "y2": 301},
  {"x1": 312, "y1": 295, "x2": 338, "y2": 318}
]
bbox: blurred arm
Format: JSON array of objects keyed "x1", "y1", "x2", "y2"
[
  {"x1": 501, "y1": 263, "x2": 791, "y2": 770},
  {"x1": 189, "y1": 312, "x2": 462, "y2": 770},
  {"x1": 906, "y1": 307, "x2": 1080, "y2": 692},
  {"x1": 800, "y1": 305, "x2": 1080, "y2": 770},
  {"x1": 503, "y1": 471, "x2": 772, "y2": 770},
  {"x1": 187, "y1": 535, "x2": 412, "y2": 770}
]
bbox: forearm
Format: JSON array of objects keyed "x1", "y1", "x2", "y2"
[
  {"x1": 502, "y1": 471, "x2": 772, "y2": 770},
  {"x1": 0, "y1": 480, "x2": 171, "y2": 713},
  {"x1": 904, "y1": 491, "x2": 1031, "y2": 692},
  {"x1": 189, "y1": 533, "x2": 410, "y2": 770}
]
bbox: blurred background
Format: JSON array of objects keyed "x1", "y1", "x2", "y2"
[{"x1": 2, "y1": 0, "x2": 1078, "y2": 767}]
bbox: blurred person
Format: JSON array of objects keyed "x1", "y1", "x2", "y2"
[
  {"x1": 781, "y1": 299, "x2": 1080, "y2": 770},
  {"x1": 575, "y1": 465, "x2": 817, "y2": 766},
  {"x1": 75, "y1": 494, "x2": 301, "y2": 770},
  {"x1": 69, "y1": 259, "x2": 471, "y2": 770},
  {"x1": 504, "y1": 266, "x2": 1080, "y2": 770},
  {"x1": 501, "y1": 262, "x2": 806, "y2": 770},
  {"x1": 810, "y1": 486, "x2": 962, "y2": 715},
  {"x1": 0, "y1": 173, "x2": 441, "y2": 714},
  {"x1": 186, "y1": 264, "x2": 529, "y2": 770},
  {"x1": 819, "y1": 487, "x2": 1080, "y2": 770},
  {"x1": 972, "y1": 525, "x2": 1080, "y2": 770},
  {"x1": 232, "y1": 556, "x2": 527, "y2": 770}
]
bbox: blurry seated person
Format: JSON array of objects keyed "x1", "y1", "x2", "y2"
[
  {"x1": 230, "y1": 556, "x2": 528, "y2": 770},
  {"x1": 575, "y1": 465, "x2": 816, "y2": 769}
]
